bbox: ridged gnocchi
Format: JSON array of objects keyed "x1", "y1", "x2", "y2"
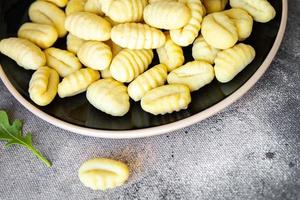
[
  {"x1": 141, "y1": 84, "x2": 191, "y2": 115},
  {"x1": 214, "y1": 43, "x2": 256, "y2": 83},
  {"x1": 65, "y1": 12, "x2": 111, "y2": 41},
  {"x1": 87, "y1": 79, "x2": 130, "y2": 116},
  {"x1": 230, "y1": 0, "x2": 276, "y2": 23},
  {"x1": 78, "y1": 41, "x2": 112, "y2": 70},
  {"x1": 203, "y1": 0, "x2": 228, "y2": 13},
  {"x1": 201, "y1": 12, "x2": 238, "y2": 49},
  {"x1": 29, "y1": 1, "x2": 67, "y2": 37},
  {"x1": 170, "y1": 0, "x2": 204, "y2": 47},
  {"x1": 40, "y1": 0, "x2": 68, "y2": 7},
  {"x1": 143, "y1": 1, "x2": 191, "y2": 30},
  {"x1": 0, "y1": 38, "x2": 46, "y2": 70},
  {"x1": 157, "y1": 33, "x2": 184, "y2": 72},
  {"x1": 128, "y1": 64, "x2": 168, "y2": 101},
  {"x1": 29, "y1": 67, "x2": 59, "y2": 106},
  {"x1": 45, "y1": 48, "x2": 82, "y2": 77},
  {"x1": 66, "y1": 0, "x2": 86, "y2": 16},
  {"x1": 110, "y1": 49, "x2": 154, "y2": 83},
  {"x1": 111, "y1": 23, "x2": 166, "y2": 49},
  {"x1": 84, "y1": 0, "x2": 104, "y2": 15},
  {"x1": 78, "y1": 158, "x2": 129, "y2": 191},
  {"x1": 18, "y1": 23, "x2": 58, "y2": 49},
  {"x1": 167, "y1": 61, "x2": 215, "y2": 91},
  {"x1": 192, "y1": 35, "x2": 219, "y2": 64},
  {"x1": 66, "y1": 33, "x2": 86, "y2": 54},
  {"x1": 58, "y1": 68, "x2": 100, "y2": 98},
  {"x1": 101, "y1": 0, "x2": 147, "y2": 23}
]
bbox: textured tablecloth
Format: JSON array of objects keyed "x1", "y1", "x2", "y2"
[{"x1": 0, "y1": 2, "x2": 299, "y2": 200}]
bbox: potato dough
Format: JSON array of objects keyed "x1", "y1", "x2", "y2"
[
  {"x1": 58, "y1": 68, "x2": 100, "y2": 98},
  {"x1": 29, "y1": 67, "x2": 59, "y2": 106},
  {"x1": 39, "y1": 0, "x2": 68, "y2": 7},
  {"x1": 167, "y1": 61, "x2": 215, "y2": 91},
  {"x1": 203, "y1": 0, "x2": 228, "y2": 13},
  {"x1": 141, "y1": 84, "x2": 191, "y2": 115},
  {"x1": 65, "y1": 12, "x2": 111, "y2": 41},
  {"x1": 66, "y1": 0, "x2": 86, "y2": 16},
  {"x1": 78, "y1": 41, "x2": 112, "y2": 70},
  {"x1": 214, "y1": 43, "x2": 256, "y2": 83},
  {"x1": 84, "y1": 0, "x2": 104, "y2": 15},
  {"x1": 45, "y1": 48, "x2": 82, "y2": 77},
  {"x1": 230, "y1": 0, "x2": 276, "y2": 23},
  {"x1": 110, "y1": 49, "x2": 154, "y2": 83},
  {"x1": 128, "y1": 64, "x2": 168, "y2": 101},
  {"x1": 0, "y1": 38, "x2": 46, "y2": 70},
  {"x1": 111, "y1": 23, "x2": 166, "y2": 49},
  {"x1": 78, "y1": 158, "x2": 129, "y2": 191},
  {"x1": 87, "y1": 79, "x2": 130, "y2": 116},
  {"x1": 201, "y1": 12, "x2": 238, "y2": 49},
  {"x1": 29, "y1": 1, "x2": 67, "y2": 37},
  {"x1": 18, "y1": 23, "x2": 58, "y2": 49},
  {"x1": 192, "y1": 35, "x2": 219, "y2": 64},
  {"x1": 66, "y1": 33, "x2": 85, "y2": 54}
]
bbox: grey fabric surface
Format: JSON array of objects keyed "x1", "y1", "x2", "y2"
[{"x1": 0, "y1": 2, "x2": 299, "y2": 200}]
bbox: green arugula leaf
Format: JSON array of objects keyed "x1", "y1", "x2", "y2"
[{"x1": 0, "y1": 110, "x2": 52, "y2": 167}]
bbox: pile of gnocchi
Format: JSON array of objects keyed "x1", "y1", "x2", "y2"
[{"x1": 0, "y1": 0, "x2": 276, "y2": 116}]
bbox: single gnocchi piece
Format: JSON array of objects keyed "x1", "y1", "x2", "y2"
[
  {"x1": 203, "y1": 0, "x2": 228, "y2": 13},
  {"x1": 141, "y1": 84, "x2": 191, "y2": 115},
  {"x1": 29, "y1": 67, "x2": 59, "y2": 106},
  {"x1": 170, "y1": 0, "x2": 204, "y2": 47},
  {"x1": 58, "y1": 68, "x2": 100, "y2": 98},
  {"x1": 87, "y1": 79, "x2": 130, "y2": 116},
  {"x1": 84, "y1": 0, "x2": 104, "y2": 15},
  {"x1": 167, "y1": 61, "x2": 215, "y2": 92},
  {"x1": 192, "y1": 35, "x2": 219, "y2": 64},
  {"x1": 157, "y1": 33, "x2": 184, "y2": 72},
  {"x1": 0, "y1": 38, "x2": 46, "y2": 70},
  {"x1": 143, "y1": 1, "x2": 191, "y2": 30},
  {"x1": 78, "y1": 158, "x2": 130, "y2": 191},
  {"x1": 66, "y1": 33, "x2": 85, "y2": 54},
  {"x1": 39, "y1": 0, "x2": 68, "y2": 7},
  {"x1": 78, "y1": 41, "x2": 112, "y2": 70},
  {"x1": 111, "y1": 23, "x2": 166, "y2": 49},
  {"x1": 128, "y1": 64, "x2": 168, "y2": 101},
  {"x1": 201, "y1": 12, "x2": 238, "y2": 49},
  {"x1": 101, "y1": 0, "x2": 147, "y2": 23},
  {"x1": 214, "y1": 43, "x2": 256, "y2": 83},
  {"x1": 66, "y1": 0, "x2": 86, "y2": 16},
  {"x1": 45, "y1": 48, "x2": 82, "y2": 77},
  {"x1": 65, "y1": 12, "x2": 111, "y2": 41},
  {"x1": 230, "y1": 0, "x2": 276, "y2": 23},
  {"x1": 110, "y1": 49, "x2": 154, "y2": 83},
  {"x1": 29, "y1": 1, "x2": 67, "y2": 37},
  {"x1": 18, "y1": 23, "x2": 58, "y2": 49},
  {"x1": 223, "y1": 8, "x2": 253, "y2": 41}
]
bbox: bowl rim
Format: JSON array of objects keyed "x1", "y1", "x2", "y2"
[{"x1": 0, "y1": 0, "x2": 288, "y2": 139}]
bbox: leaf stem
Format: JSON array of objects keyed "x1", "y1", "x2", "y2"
[{"x1": 28, "y1": 146, "x2": 52, "y2": 167}]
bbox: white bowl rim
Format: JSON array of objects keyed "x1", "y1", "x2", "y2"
[{"x1": 0, "y1": 0, "x2": 288, "y2": 139}]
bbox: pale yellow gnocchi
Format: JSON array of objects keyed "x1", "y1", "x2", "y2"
[
  {"x1": 110, "y1": 49, "x2": 154, "y2": 83},
  {"x1": 58, "y1": 68, "x2": 100, "y2": 98},
  {"x1": 128, "y1": 64, "x2": 168, "y2": 101},
  {"x1": 39, "y1": 0, "x2": 68, "y2": 7},
  {"x1": 78, "y1": 158, "x2": 129, "y2": 191},
  {"x1": 18, "y1": 23, "x2": 58, "y2": 49},
  {"x1": 230, "y1": 0, "x2": 276, "y2": 23},
  {"x1": 29, "y1": 67, "x2": 59, "y2": 106},
  {"x1": 66, "y1": 0, "x2": 86, "y2": 16},
  {"x1": 100, "y1": 68, "x2": 112, "y2": 79},
  {"x1": 66, "y1": 33, "x2": 86, "y2": 54},
  {"x1": 87, "y1": 79, "x2": 130, "y2": 116},
  {"x1": 167, "y1": 61, "x2": 215, "y2": 91},
  {"x1": 214, "y1": 43, "x2": 256, "y2": 83},
  {"x1": 29, "y1": 1, "x2": 67, "y2": 38},
  {"x1": 141, "y1": 84, "x2": 191, "y2": 115},
  {"x1": 65, "y1": 12, "x2": 111, "y2": 41},
  {"x1": 84, "y1": 0, "x2": 104, "y2": 15},
  {"x1": 45, "y1": 48, "x2": 82, "y2": 77},
  {"x1": 203, "y1": 0, "x2": 228, "y2": 13},
  {"x1": 78, "y1": 41, "x2": 112, "y2": 70},
  {"x1": 0, "y1": 38, "x2": 46, "y2": 70},
  {"x1": 111, "y1": 23, "x2": 166, "y2": 49},
  {"x1": 192, "y1": 35, "x2": 219, "y2": 64}
]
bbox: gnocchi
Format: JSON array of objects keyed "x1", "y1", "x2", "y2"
[
  {"x1": 29, "y1": 67, "x2": 59, "y2": 106},
  {"x1": 84, "y1": 0, "x2": 104, "y2": 15},
  {"x1": 58, "y1": 68, "x2": 100, "y2": 98},
  {"x1": 87, "y1": 79, "x2": 130, "y2": 116},
  {"x1": 66, "y1": 0, "x2": 86, "y2": 16},
  {"x1": 167, "y1": 61, "x2": 215, "y2": 91},
  {"x1": 192, "y1": 35, "x2": 219, "y2": 64},
  {"x1": 141, "y1": 84, "x2": 191, "y2": 115},
  {"x1": 39, "y1": 0, "x2": 68, "y2": 7},
  {"x1": 0, "y1": 38, "x2": 46, "y2": 70},
  {"x1": 203, "y1": 0, "x2": 228, "y2": 13},
  {"x1": 214, "y1": 43, "x2": 256, "y2": 83},
  {"x1": 78, "y1": 41, "x2": 112, "y2": 70},
  {"x1": 44, "y1": 48, "x2": 82, "y2": 77},
  {"x1": 66, "y1": 33, "x2": 85, "y2": 54},
  {"x1": 29, "y1": 1, "x2": 67, "y2": 37},
  {"x1": 128, "y1": 64, "x2": 168, "y2": 101},
  {"x1": 78, "y1": 158, "x2": 129, "y2": 191}
]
